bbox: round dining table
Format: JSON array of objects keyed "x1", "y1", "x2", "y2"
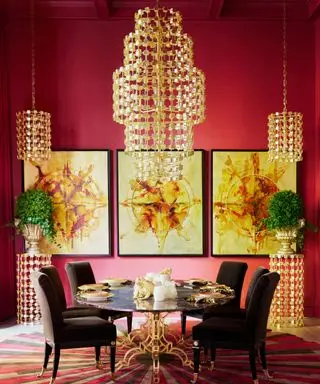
[{"x1": 76, "y1": 282, "x2": 232, "y2": 383}]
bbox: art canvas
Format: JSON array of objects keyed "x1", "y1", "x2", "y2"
[
  {"x1": 211, "y1": 150, "x2": 297, "y2": 256},
  {"x1": 23, "y1": 150, "x2": 111, "y2": 255},
  {"x1": 117, "y1": 150, "x2": 204, "y2": 256}
]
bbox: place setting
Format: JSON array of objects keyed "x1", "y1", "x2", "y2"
[{"x1": 77, "y1": 283, "x2": 113, "y2": 302}]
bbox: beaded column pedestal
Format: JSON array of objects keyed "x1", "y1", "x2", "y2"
[
  {"x1": 269, "y1": 253, "x2": 304, "y2": 328},
  {"x1": 17, "y1": 253, "x2": 52, "y2": 325}
]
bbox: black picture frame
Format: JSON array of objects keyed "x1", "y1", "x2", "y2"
[
  {"x1": 116, "y1": 149, "x2": 206, "y2": 256},
  {"x1": 23, "y1": 149, "x2": 113, "y2": 256},
  {"x1": 211, "y1": 149, "x2": 298, "y2": 257}
]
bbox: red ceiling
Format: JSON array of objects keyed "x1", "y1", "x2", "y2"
[{"x1": 0, "y1": 0, "x2": 319, "y2": 21}]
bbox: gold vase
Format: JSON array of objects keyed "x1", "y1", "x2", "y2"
[
  {"x1": 275, "y1": 219, "x2": 305, "y2": 255},
  {"x1": 22, "y1": 224, "x2": 43, "y2": 254},
  {"x1": 275, "y1": 228, "x2": 298, "y2": 255}
]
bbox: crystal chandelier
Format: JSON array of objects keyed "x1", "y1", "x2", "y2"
[
  {"x1": 268, "y1": 0, "x2": 303, "y2": 162},
  {"x1": 113, "y1": 6, "x2": 205, "y2": 182},
  {"x1": 16, "y1": 0, "x2": 51, "y2": 162}
]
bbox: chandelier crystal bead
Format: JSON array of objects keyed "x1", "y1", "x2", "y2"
[{"x1": 113, "y1": 7, "x2": 205, "y2": 182}]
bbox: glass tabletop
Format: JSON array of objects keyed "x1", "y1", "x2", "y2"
[{"x1": 76, "y1": 284, "x2": 232, "y2": 313}]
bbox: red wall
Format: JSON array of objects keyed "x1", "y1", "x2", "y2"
[
  {"x1": 6, "y1": 18, "x2": 318, "y2": 313},
  {"x1": 314, "y1": 16, "x2": 320, "y2": 317}
]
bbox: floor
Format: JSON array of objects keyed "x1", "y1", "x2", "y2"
[{"x1": 1, "y1": 316, "x2": 320, "y2": 343}]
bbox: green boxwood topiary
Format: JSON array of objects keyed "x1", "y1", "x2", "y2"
[
  {"x1": 263, "y1": 190, "x2": 303, "y2": 230},
  {"x1": 264, "y1": 189, "x2": 317, "y2": 250},
  {"x1": 15, "y1": 189, "x2": 56, "y2": 242}
]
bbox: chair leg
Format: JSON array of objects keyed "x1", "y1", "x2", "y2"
[
  {"x1": 181, "y1": 312, "x2": 187, "y2": 338},
  {"x1": 202, "y1": 346, "x2": 209, "y2": 364},
  {"x1": 95, "y1": 346, "x2": 103, "y2": 369},
  {"x1": 191, "y1": 340, "x2": 200, "y2": 383},
  {"x1": 249, "y1": 348, "x2": 258, "y2": 384},
  {"x1": 37, "y1": 342, "x2": 52, "y2": 377},
  {"x1": 259, "y1": 342, "x2": 273, "y2": 379},
  {"x1": 51, "y1": 345, "x2": 61, "y2": 383},
  {"x1": 110, "y1": 341, "x2": 116, "y2": 379},
  {"x1": 127, "y1": 313, "x2": 133, "y2": 333},
  {"x1": 210, "y1": 344, "x2": 216, "y2": 370}
]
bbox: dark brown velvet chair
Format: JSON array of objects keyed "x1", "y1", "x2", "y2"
[
  {"x1": 40, "y1": 265, "x2": 102, "y2": 319},
  {"x1": 65, "y1": 261, "x2": 133, "y2": 333},
  {"x1": 202, "y1": 266, "x2": 269, "y2": 321},
  {"x1": 31, "y1": 270, "x2": 117, "y2": 383},
  {"x1": 181, "y1": 261, "x2": 248, "y2": 336},
  {"x1": 191, "y1": 271, "x2": 280, "y2": 384}
]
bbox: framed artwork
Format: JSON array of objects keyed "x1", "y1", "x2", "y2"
[
  {"x1": 211, "y1": 150, "x2": 298, "y2": 256},
  {"x1": 117, "y1": 150, "x2": 205, "y2": 256},
  {"x1": 23, "y1": 150, "x2": 112, "y2": 255}
]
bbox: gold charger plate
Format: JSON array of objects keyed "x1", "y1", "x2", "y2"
[
  {"x1": 184, "y1": 278, "x2": 209, "y2": 286},
  {"x1": 78, "y1": 283, "x2": 107, "y2": 291},
  {"x1": 99, "y1": 278, "x2": 128, "y2": 286},
  {"x1": 80, "y1": 291, "x2": 114, "y2": 302}
]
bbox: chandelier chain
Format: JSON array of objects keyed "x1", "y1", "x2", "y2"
[
  {"x1": 155, "y1": 11, "x2": 162, "y2": 157},
  {"x1": 31, "y1": 0, "x2": 36, "y2": 110},
  {"x1": 282, "y1": 0, "x2": 287, "y2": 113}
]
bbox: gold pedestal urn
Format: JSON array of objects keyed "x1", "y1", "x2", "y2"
[
  {"x1": 17, "y1": 224, "x2": 51, "y2": 325},
  {"x1": 269, "y1": 224, "x2": 304, "y2": 328}
]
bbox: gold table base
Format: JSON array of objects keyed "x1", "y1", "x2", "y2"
[
  {"x1": 17, "y1": 253, "x2": 52, "y2": 325},
  {"x1": 116, "y1": 312, "x2": 192, "y2": 382},
  {"x1": 269, "y1": 253, "x2": 304, "y2": 328}
]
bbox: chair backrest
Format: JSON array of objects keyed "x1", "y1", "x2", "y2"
[
  {"x1": 245, "y1": 266, "x2": 269, "y2": 309},
  {"x1": 245, "y1": 271, "x2": 280, "y2": 341},
  {"x1": 40, "y1": 265, "x2": 67, "y2": 311},
  {"x1": 216, "y1": 261, "x2": 248, "y2": 306},
  {"x1": 65, "y1": 261, "x2": 96, "y2": 297},
  {"x1": 30, "y1": 270, "x2": 64, "y2": 341}
]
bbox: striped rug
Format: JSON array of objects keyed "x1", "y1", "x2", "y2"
[{"x1": 0, "y1": 330, "x2": 319, "y2": 383}]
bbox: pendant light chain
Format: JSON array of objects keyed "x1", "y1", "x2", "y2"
[
  {"x1": 282, "y1": 0, "x2": 287, "y2": 113},
  {"x1": 31, "y1": 0, "x2": 36, "y2": 110}
]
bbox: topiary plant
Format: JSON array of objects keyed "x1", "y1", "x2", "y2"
[
  {"x1": 263, "y1": 190, "x2": 303, "y2": 230},
  {"x1": 15, "y1": 188, "x2": 56, "y2": 242},
  {"x1": 264, "y1": 189, "x2": 317, "y2": 250}
]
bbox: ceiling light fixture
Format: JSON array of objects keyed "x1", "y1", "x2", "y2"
[
  {"x1": 16, "y1": 0, "x2": 51, "y2": 162},
  {"x1": 267, "y1": 0, "x2": 303, "y2": 162},
  {"x1": 113, "y1": 3, "x2": 205, "y2": 182}
]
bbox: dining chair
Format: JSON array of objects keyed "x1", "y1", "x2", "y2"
[
  {"x1": 40, "y1": 265, "x2": 102, "y2": 318},
  {"x1": 191, "y1": 271, "x2": 280, "y2": 384},
  {"x1": 202, "y1": 266, "x2": 269, "y2": 321},
  {"x1": 181, "y1": 261, "x2": 248, "y2": 337},
  {"x1": 31, "y1": 270, "x2": 116, "y2": 383},
  {"x1": 65, "y1": 261, "x2": 133, "y2": 333}
]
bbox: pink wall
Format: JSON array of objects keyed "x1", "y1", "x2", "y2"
[{"x1": 6, "y1": 18, "x2": 318, "y2": 312}]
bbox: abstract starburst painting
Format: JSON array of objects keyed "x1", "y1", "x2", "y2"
[
  {"x1": 24, "y1": 150, "x2": 111, "y2": 255},
  {"x1": 211, "y1": 150, "x2": 297, "y2": 256},
  {"x1": 117, "y1": 150, "x2": 204, "y2": 256}
]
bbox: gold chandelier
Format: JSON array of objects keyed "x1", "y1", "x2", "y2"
[
  {"x1": 113, "y1": 6, "x2": 205, "y2": 182},
  {"x1": 268, "y1": 0, "x2": 303, "y2": 162},
  {"x1": 16, "y1": 0, "x2": 51, "y2": 162}
]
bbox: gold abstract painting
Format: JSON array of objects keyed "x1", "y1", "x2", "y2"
[
  {"x1": 24, "y1": 151, "x2": 111, "y2": 255},
  {"x1": 117, "y1": 150, "x2": 204, "y2": 256},
  {"x1": 211, "y1": 150, "x2": 297, "y2": 256}
]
